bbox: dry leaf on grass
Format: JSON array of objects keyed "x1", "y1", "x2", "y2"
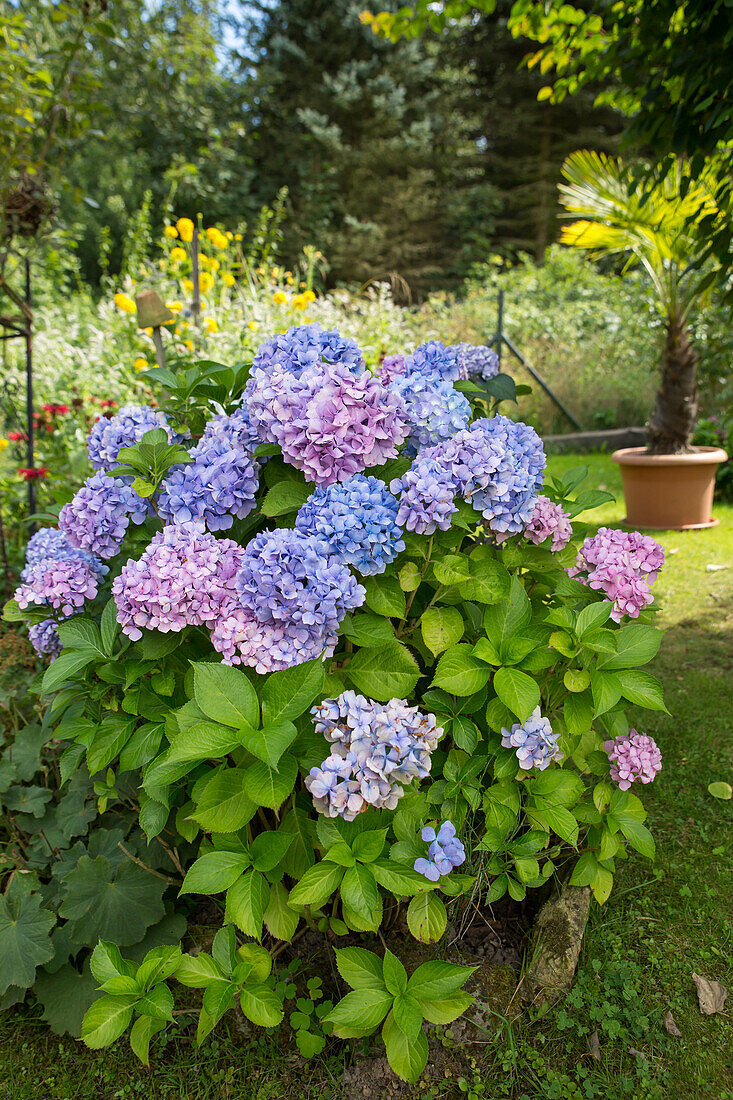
[
  {"x1": 691, "y1": 973, "x2": 728, "y2": 1015},
  {"x1": 664, "y1": 1010, "x2": 682, "y2": 1037},
  {"x1": 588, "y1": 1030, "x2": 600, "y2": 1060}
]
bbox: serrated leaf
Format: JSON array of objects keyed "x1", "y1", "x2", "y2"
[
  {"x1": 260, "y1": 660, "x2": 325, "y2": 725},
  {"x1": 335, "y1": 947, "x2": 385, "y2": 991},
  {"x1": 324, "y1": 988, "x2": 393, "y2": 1037},
  {"x1": 346, "y1": 642, "x2": 420, "y2": 701},
  {"x1": 190, "y1": 768, "x2": 258, "y2": 833},
  {"x1": 180, "y1": 851, "x2": 250, "y2": 896},
  {"x1": 263, "y1": 882, "x2": 300, "y2": 942},
  {"x1": 382, "y1": 1009, "x2": 428, "y2": 1083},
  {"x1": 60, "y1": 856, "x2": 166, "y2": 946},
  {"x1": 493, "y1": 667, "x2": 540, "y2": 721},
  {"x1": 243, "y1": 754, "x2": 297, "y2": 808},
  {"x1": 129, "y1": 1015, "x2": 166, "y2": 1065},
  {"x1": 362, "y1": 574, "x2": 405, "y2": 618},
  {"x1": 289, "y1": 861, "x2": 344, "y2": 908},
  {"x1": 421, "y1": 607, "x2": 464, "y2": 657},
  {"x1": 406, "y1": 892, "x2": 447, "y2": 944},
  {"x1": 432, "y1": 645, "x2": 491, "y2": 696},
  {"x1": 0, "y1": 888, "x2": 55, "y2": 994},
  {"x1": 81, "y1": 994, "x2": 137, "y2": 1049},
  {"x1": 225, "y1": 871, "x2": 269, "y2": 939},
  {"x1": 192, "y1": 662, "x2": 259, "y2": 728}
]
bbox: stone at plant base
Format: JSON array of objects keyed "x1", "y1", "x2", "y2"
[{"x1": 522, "y1": 885, "x2": 591, "y2": 1006}]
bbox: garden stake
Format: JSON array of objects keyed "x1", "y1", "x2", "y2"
[{"x1": 135, "y1": 289, "x2": 174, "y2": 371}]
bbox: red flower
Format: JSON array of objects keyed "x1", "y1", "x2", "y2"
[
  {"x1": 42, "y1": 403, "x2": 70, "y2": 415},
  {"x1": 18, "y1": 467, "x2": 49, "y2": 481},
  {"x1": 99, "y1": 400, "x2": 117, "y2": 409},
  {"x1": 8, "y1": 432, "x2": 26, "y2": 442},
  {"x1": 46, "y1": 424, "x2": 55, "y2": 433}
]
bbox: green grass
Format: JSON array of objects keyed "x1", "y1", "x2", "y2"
[{"x1": 1, "y1": 456, "x2": 731, "y2": 1100}]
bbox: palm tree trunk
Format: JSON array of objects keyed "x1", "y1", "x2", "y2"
[{"x1": 645, "y1": 316, "x2": 698, "y2": 454}]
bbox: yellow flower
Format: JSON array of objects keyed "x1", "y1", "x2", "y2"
[
  {"x1": 247, "y1": 320, "x2": 258, "y2": 331},
  {"x1": 273, "y1": 291, "x2": 288, "y2": 305},
  {"x1": 166, "y1": 301, "x2": 183, "y2": 313},
  {"x1": 176, "y1": 217, "x2": 194, "y2": 242},
  {"x1": 114, "y1": 292, "x2": 136, "y2": 314},
  {"x1": 205, "y1": 227, "x2": 228, "y2": 249},
  {"x1": 226, "y1": 231, "x2": 234, "y2": 240},
  {"x1": 304, "y1": 290, "x2": 316, "y2": 302},
  {"x1": 182, "y1": 278, "x2": 194, "y2": 293},
  {"x1": 144, "y1": 327, "x2": 154, "y2": 335},
  {"x1": 133, "y1": 357, "x2": 148, "y2": 372},
  {"x1": 235, "y1": 233, "x2": 243, "y2": 241},
  {"x1": 222, "y1": 272, "x2": 235, "y2": 287},
  {"x1": 292, "y1": 294, "x2": 307, "y2": 310},
  {"x1": 184, "y1": 339, "x2": 194, "y2": 350},
  {"x1": 286, "y1": 276, "x2": 295, "y2": 286},
  {"x1": 209, "y1": 258, "x2": 220, "y2": 271},
  {"x1": 199, "y1": 272, "x2": 214, "y2": 292},
  {"x1": 170, "y1": 246, "x2": 187, "y2": 262},
  {"x1": 204, "y1": 317, "x2": 218, "y2": 333},
  {"x1": 0, "y1": 438, "x2": 9, "y2": 451},
  {"x1": 164, "y1": 226, "x2": 179, "y2": 239}
]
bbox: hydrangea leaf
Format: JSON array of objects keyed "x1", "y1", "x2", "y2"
[
  {"x1": 382, "y1": 1009, "x2": 428, "y2": 1083},
  {"x1": 260, "y1": 660, "x2": 325, "y2": 725},
  {"x1": 191, "y1": 662, "x2": 259, "y2": 729},
  {"x1": 493, "y1": 667, "x2": 540, "y2": 722},
  {"x1": 406, "y1": 892, "x2": 447, "y2": 944},
  {"x1": 432, "y1": 645, "x2": 491, "y2": 696},
  {"x1": 420, "y1": 607, "x2": 464, "y2": 657},
  {"x1": 60, "y1": 855, "x2": 166, "y2": 945},
  {"x1": 243, "y1": 754, "x2": 298, "y2": 809},
  {"x1": 346, "y1": 642, "x2": 420, "y2": 701},
  {"x1": 190, "y1": 769, "x2": 258, "y2": 833}
]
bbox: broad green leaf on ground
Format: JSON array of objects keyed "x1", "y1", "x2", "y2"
[
  {"x1": 81, "y1": 994, "x2": 138, "y2": 1049},
  {"x1": 34, "y1": 961, "x2": 102, "y2": 1037},
  {"x1": 59, "y1": 856, "x2": 166, "y2": 946},
  {"x1": 325, "y1": 988, "x2": 393, "y2": 1037},
  {"x1": 239, "y1": 984, "x2": 285, "y2": 1028},
  {"x1": 335, "y1": 947, "x2": 385, "y2": 990},
  {"x1": 382, "y1": 1009, "x2": 428, "y2": 1083},
  {"x1": 0, "y1": 887, "x2": 55, "y2": 994}
]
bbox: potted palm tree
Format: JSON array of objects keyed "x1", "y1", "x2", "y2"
[{"x1": 559, "y1": 151, "x2": 728, "y2": 529}]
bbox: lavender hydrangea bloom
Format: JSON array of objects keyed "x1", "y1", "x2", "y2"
[
  {"x1": 569, "y1": 527, "x2": 664, "y2": 621},
  {"x1": 390, "y1": 454, "x2": 457, "y2": 534},
  {"x1": 28, "y1": 619, "x2": 61, "y2": 660},
  {"x1": 524, "y1": 495, "x2": 573, "y2": 551},
  {"x1": 202, "y1": 407, "x2": 261, "y2": 452},
  {"x1": 377, "y1": 354, "x2": 406, "y2": 385},
  {"x1": 16, "y1": 557, "x2": 100, "y2": 617},
  {"x1": 403, "y1": 340, "x2": 463, "y2": 383},
  {"x1": 414, "y1": 821, "x2": 466, "y2": 881},
  {"x1": 236, "y1": 528, "x2": 364, "y2": 638},
  {"x1": 246, "y1": 360, "x2": 409, "y2": 485},
  {"x1": 252, "y1": 322, "x2": 364, "y2": 378},
  {"x1": 295, "y1": 474, "x2": 405, "y2": 575},
  {"x1": 211, "y1": 605, "x2": 339, "y2": 672},
  {"x1": 112, "y1": 522, "x2": 244, "y2": 640},
  {"x1": 306, "y1": 691, "x2": 443, "y2": 820},
  {"x1": 59, "y1": 473, "x2": 149, "y2": 559},
  {"x1": 158, "y1": 428, "x2": 260, "y2": 531},
  {"x1": 501, "y1": 707, "x2": 560, "y2": 771},
  {"x1": 391, "y1": 372, "x2": 471, "y2": 452},
  {"x1": 21, "y1": 527, "x2": 108, "y2": 582},
  {"x1": 605, "y1": 730, "x2": 662, "y2": 790},
  {"x1": 87, "y1": 404, "x2": 172, "y2": 471},
  {"x1": 452, "y1": 343, "x2": 500, "y2": 382}
]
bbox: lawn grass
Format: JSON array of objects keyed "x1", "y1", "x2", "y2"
[{"x1": 0, "y1": 456, "x2": 731, "y2": 1100}]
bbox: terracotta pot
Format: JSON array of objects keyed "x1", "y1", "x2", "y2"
[{"x1": 611, "y1": 446, "x2": 729, "y2": 530}]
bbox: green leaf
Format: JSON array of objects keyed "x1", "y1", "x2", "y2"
[
  {"x1": 340, "y1": 614, "x2": 395, "y2": 648},
  {"x1": 421, "y1": 607, "x2": 464, "y2": 657},
  {"x1": 166, "y1": 721, "x2": 242, "y2": 764},
  {"x1": 263, "y1": 882, "x2": 300, "y2": 942},
  {"x1": 392, "y1": 992, "x2": 423, "y2": 1041},
  {"x1": 610, "y1": 815, "x2": 655, "y2": 860},
  {"x1": 590, "y1": 669, "x2": 623, "y2": 716},
  {"x1": 191, "y1": 662, "x2": 259, "y2": 728},
  {"x1": 575, "y1": 602, "x2": 613, "y2": 637},
  {"x1": 406, "y1": 960, "x2": 476, "y2": 1002},
  {"x1": 564, "y1": 669, "x2": 590, "y2": 693},
  {"x1": 351, "y1": 829, "x2": 387, "y2": 864},
  {"x1": 346, "y1": 642, "x2": 420, "y2": 701},
  {"x1": 100, "y1": 599, "x2": 119, "y2": 655},
  {"x1": 190, "y1": 769, "x2": 258, "y2": 833},
  {"x1": 459, "y1": 558, "x2": 511, "y2": 603},
  {"x1": 280, "y1": 808, "x2": 317, "y2": 878},
  {"x1": 199, "y1": 982, "x2": 235, "y2": 1042},
  {"x1": 382, "y1": 949, "x2": 408, "y2": 996},
  {"x1": 135, "y1": 945, "x2": 182, "y2": 991},
  {"x1": 225, "y1": 871, "x2": 269, "y2": 939},
  {"x1": 250, "y1": 831, "x2": 294, "y2": 874},
  {"x1": 340, "y1": 865, "x2": 381, "y2": 929},
  {"x1": 81, "y1": 995, "x2": 137, "y2": 1050},
  {"x1": 362, "y1": 575, "x2": 406, "y2": 618},
  {"x1": 616, "y1": 670, "x2": 667, "y2": 711},
  {"x1": 260, "y1": 480, "x2": 311, "y2": 517},
  {"x1": 137, "y1": 982, "x2": 174, "y2": 1020},
  {"x1": 324, "y1": 988, "x2": 393, "y2": 1037},
  {"x1": 243, "y1": 754, "x2": 298, "y2": 808},
  {"x1": 239, "y1": 984, "x2": 284, "y2": 1027},
  {"x1": 289, "y1": 861, "x2": 345, "y2": 909},
  {"x1": 483, "y1": 577, "x2": 531, "y2": 656},
  {"x1": 382, "y1": 1009, "x2": 428, "y2": 1083},
  {"x1": 370, "y1": 860, "x2": 434, "y2": 897},
  {"x1": 129, "y1": 1015, "x2": 166, "y2": 1065},
  {"x1": 175, "y1": 954, "x2": 224, "y2": 988},
  {"x1": 57, "y1": 617, "x2": 104, "y2": 654},
  {"x1": 708, "y1": 781, "x2": 732, "y2": 800},
  {"x1": 261, "y1": 660, "x2": 325, "y2": 725},
  {"x1": 432, "y1": 555, "x2": 469, "y2": 585},
  {"x1": 2, "y1": 598, "x2": 23, "y2": 622},
  {"x1": 89, "y1": 941, "x2": 134, "y2": 986},
  {"x1": 599, "y1": 624, "x2": 663, "y2": 670},
  {"x1": 180, "y1": 852, "x2": 250, "y2": 895},
  {"x1": 335, "y1": 947, "x2": 385, "y2": 991},
  {"x1": 406, "y1": 892, "x2": 447, "y2": 944},
  {"x1": 86, "y1": 714, "x2": 137, "y2": 775},
  {"x1": 60, "y1": 857, "x2": 165, "y2": 947},
  {"x1": 569, "y1": 852, "x2": 599, "y2": 887},
  {"x1": 238, "y1": 721, "x2": 298, "y2": 769},
  {"x1": 493, "y1": 667, "x2": 540, "y2": 721},
  {"x1": 398, "y1": 561, "x2": 422, "y2": 592},
  {"x1": 34, "y1": 962, "x2": 101, "y2": 1038},
  {"x1": 432, "y1": 645, "x2": 491, "y2": 696},
  {"x1": 419, "y1": 992, "x2": 473, "y2": 1025},
  {"x1": 0, "y1": 888, "x2": 54, "y2": 994},
  {"x1": 42, "y1": 650, "x2": 96, "y2": 693}
]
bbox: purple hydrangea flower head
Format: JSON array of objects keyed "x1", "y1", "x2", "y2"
[
  {"x1": 605, "y1": 730, "x2": 662, "y2": 790},
  {"x1": 569, "y1": 527, "x2": 664, "y2": 621},
  {"x1": 158, "y1": 430, "x2": 260, "y2": 531},
  {"x1": 87, "y1": 404, "x2": 173, "y2": 471},
  {"x1": 15, "y1": 557, "x2": 100, "y2": 617},
  {"x1": 210, "y1": 604, "x2": 340, "y2": 672},
  {"x1": 246, "y1": 360, "x2": 409, "y2": 485},
  {"x1": 112, "y1": 522, "x2": 245, "y2": 640},
  {"x1": 390, "y1": 453, "x2": 457, "y2": 534},
  {"x1": 524, "y1": 495, "x2": 573, "y2": 551},
  {"x1": 403, "y1": 340, "x2": 463, "y2": 383},
  {"x1": 306, "y1": 691, "x2": 443, "y2": 820},
  {"x1": 295, "y1": 474, "x2": 405, "y2": 575},
  {"x1": 235, "y1": 527, "x2": 364, "y2": 638},
  {"x1": 391, "y1": 372, "x2": 471, "y2": 452},
  {"x1": 451, "y1": 343, "x2": 500, "y2": 382},
  {"x1": 59, "y1": 473, "x2": 149, "y2": 559},
  {"x1": 28, "y1": 619, "x2": 62, "y2": 660},
  {"x1": 21, "y1": 527, "x2": 107, "y2": 582},
  {"x1": 377, "y1": 354, "x2": 407, "y2": 385},
  {"x1": 501, "y1": 707, "x2": 560, "y2": 771},
  {"x1": 414, "y1": 820, "x2": 466, "y2": 881},
  {"x1": 202, "y1": 407, "x2": 261, "y2": 452},
  {"x1": 252, "y1": 322, "x2": 364, "y2": 378}
]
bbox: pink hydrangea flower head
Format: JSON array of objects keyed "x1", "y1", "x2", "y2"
[
  {"x1": 15, "y1": 557, "x2": 100, "y2": 617},
  {"x1": 525, "y1": 495, "x2": 573, "y2": 551},
  {"x1": 604, "y1": 730, "x2": 662, "y2": 790},
  {"x1": 569, "y1": 527, "x2": 664, "y2": 621}
]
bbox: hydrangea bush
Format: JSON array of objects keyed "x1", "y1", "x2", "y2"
[{"x1": 2, "y1": 325, "x2": 667, "y2": 1083}]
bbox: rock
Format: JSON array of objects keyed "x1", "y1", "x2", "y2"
[
  {"x1": 448, "y1": 961, "x2": 518, "y2": 1044},
  {"x1": 522, "y1": 885, "x2": 591, "y2": 1006}
]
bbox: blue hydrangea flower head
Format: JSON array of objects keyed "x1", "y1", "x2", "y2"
[
  {"x1": 295, "y1": 474, "x2": 405, "y2": 575},
  {"x1": 403, "y1": 340, "x2": 462, "y2": 383},
  {"x1": 501, "y1": 707, "x2": 560, "y2": 770},
  {"x1": 22, "y1": 527, "x2": 108, "y2": 581},
  {"x1": 252, "y1": 322, "x2": 364, "y2": 378},
  {"x1": 390, "y1": 372, "x2": 471, "y2": 452},
  {"x1": 28, "y1": 619, "x2": 61, "y2": 660},
  {"x1": 390, "y1": 454, "x2": 457, "y2": 535},
  {"x1": 414, "y1": 820, "x2": 466, "y2": 880},
  {"x1": 87, "y1": 404, "x2": 173, "y2": 471},
  {"x1": 59, "y1": 473, "x2": 149, "y2": 559},
  {"x1": 451, "y1": 343, "x2": 500, "y2": 382}
]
